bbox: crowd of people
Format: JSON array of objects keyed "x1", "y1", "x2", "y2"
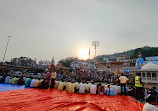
[{"x1": 0, "y1": 70, "x2": 158, "y2": 110}]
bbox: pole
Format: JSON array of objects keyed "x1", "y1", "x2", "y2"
[
  {"x1": 3, "y1": 36, "x2": 11, "y2": 62},
  {"x1": 95, "y1": 44, "x2": 96, "y2": 57},
  {"x1": 89, "y1": 48, "x2": 90, "y2": 65},
  {"x1": 92, "y1": 41, "x2": 99, "y2": 57}
]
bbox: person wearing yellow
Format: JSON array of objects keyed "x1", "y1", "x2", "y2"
[
  {"x1": 74, "y1": 80, "x2": 80, "y2": 92},
  {"x1": 12, "y1": 77, "x2": 19, "y2": 84},
  {"x1": 66, "y1": 80, "x2": 71, "y2": 91},
  {"x1": 58, "y1": 80, "x2": 66, "y2": 91},
  {"x1": 68, "y1": 81, "x2": 76, "y2": 93},
  {"x1": 119, "y1": 73, "x2": 128, "y2": 95},
  {"x1": 135, "y1": 73, "x2": 144, "y2": 100},
  {"x1": 85, "y1": 82, "x2": 91, "y2": 92}
]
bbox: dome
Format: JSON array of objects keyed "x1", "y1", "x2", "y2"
[{"x1": 141, "y1": 62, "x2": 158, "y2": 71}]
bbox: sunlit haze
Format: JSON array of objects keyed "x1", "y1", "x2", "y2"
[
  {"x1": 79, "y1": 49, "x2": 89, "y2": 60},
  {"x1": 0, "y1": 0, "x2": 158, "y2": 63}
]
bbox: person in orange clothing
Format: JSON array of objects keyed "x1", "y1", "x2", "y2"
[{"x1": 34, "y1": 78, "x2": 41, "y2": 88}]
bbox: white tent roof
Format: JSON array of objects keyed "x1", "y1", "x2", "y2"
[{"x1": 141, "y1": 62, "x2": 158, "y2": 71}]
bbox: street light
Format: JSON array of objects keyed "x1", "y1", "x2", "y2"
[
  {"x1": 92, "y1": 41, "x2": 99, "y2": 57},
  {"x1": 3, "y1": 36, "x2": 11, "y2": 62}
]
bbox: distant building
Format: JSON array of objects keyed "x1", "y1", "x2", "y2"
[
  {"x1": 116, "y1": 55, "x2": 130, "y2": 62},
  {"x1": 145, "y1": 56, "x2": 158, "y2": 65},
  {"x1": 134, "y1": 62, "x2": 158, "y2": 88},
  {"x1": 96, "y1": 62, "x2": 107, "y2": 72},
  {"x1": 103, "y1": 57, "x2": 109, "y2": 63},
  {"x1": 109, "y1": 56, "x2": 117, "y2": 62}
]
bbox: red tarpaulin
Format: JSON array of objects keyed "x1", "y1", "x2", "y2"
[{"x1": 0, "y1": 88, "x2": 144, "y2": 111}]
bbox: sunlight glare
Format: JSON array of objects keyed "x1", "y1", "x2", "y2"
[{"x1": 79, "y1": 49, "x2": 89, "y2": 60}]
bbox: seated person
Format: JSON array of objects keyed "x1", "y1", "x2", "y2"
[
  {"x1": 17, "y1": 77, "x2": 25, "y2": 85},
  {"x1": 105, "y1": 85, "x2": 116, "y2": 96},
  {"x1": 12, "y1": 76, "x2": 19, "y2": 84},
  {"x1": 79, "y1": 81, "x2": 86, "y2": 94},
  {"x1": 0, "y1": 75, "x2": 6, "y2": 83},
  {"x1": 68, "y1": 80, "x2": 76, "y2": 93},
  {"x1": 40, "y1": 79, "x2": 47, "y2": 89},
  {"x1": 30, "y1": 78, "x2": 37, "y2": 87},
  {"x1": 111, "y1": 83, "x2": 119, "y2": 95},
  {"x1": 5, "y1": 75, "x2": 10, "y2": 83},
  {"x1": 25, "y1": 77, "x2": 32, "y2": 87},
  {"x1": 128, "y1": 85, "x2": 135, "y2": 96},
  {"x1": 58, "y1": 80, "x2": 66, "y2": 91},
  {"x1": 146, "y1": 88, "x2": 158, "y2": 103},
  {"x1": 90, "y1": 82, "x2": 97, "y2": 94},
  {"x1": 23, "y1": 76, "x2": 27, "y2": 83},
  {"x1": 85, "y1": 81, "x2": 91, "y2": 92},
  {"x1": 54, "y1": 80, "x2": 60, "y2": 88},
  {"x1": 143, "y1": 103, "x2": 158, "y2": 111},
  {"x1": 153, "y1": 87, "x2": 158, "y2": 93},
  {"x1": 74, "y1": 80, "x2": 80, "y2": 92},
  {"x1": 34, "y1": 78, "x2": 41, "y2": 88},
  {"x1": 0, "y1": 75, "x2": 3, "y2": 81},
  {"x1": 66, "y1": 80, "x2": 71, "y2": 91},
  {"x1": 97, "y1": 83, "x2": 104, "y2": 95},
  {"x1": 9, "y1": 77, "x2": 13, "y2": 84}
]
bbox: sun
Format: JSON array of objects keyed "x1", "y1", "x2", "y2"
[{"x1": 79, "y1": 49, "x2": 89, "y2": 60}]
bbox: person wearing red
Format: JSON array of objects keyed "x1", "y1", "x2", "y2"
[
  {"x1": 45, "y1": 71, "x2": 51, "y2": 88},
  {"x1": 97, "y1": 83, "x2": 105, "y2": 95}
]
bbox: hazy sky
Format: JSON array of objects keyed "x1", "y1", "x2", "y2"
[{"x1": 0, "y1": 0, "x2": 158, "y2": 63}]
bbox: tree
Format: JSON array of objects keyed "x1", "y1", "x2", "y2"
[
  {"x1": 10, "y1": 57, "x2": 37, "y2": 67},
  {"x1": 58, "y1": 57, "x2": 75, "y2": 67}
]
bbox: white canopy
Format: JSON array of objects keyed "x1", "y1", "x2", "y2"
[{"x1": 141, "y1": 62, "x2": 158, "y2": 71}]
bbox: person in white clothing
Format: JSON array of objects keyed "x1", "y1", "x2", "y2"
[
  {"x1": 5, "y1": 76, "x2": 10, "y2": 83},
  {"x1": 79, "y1": 81, "x2": 86, "y2": 94},
  {"x1": 143, "y1": 103, "x2": 158, "y2": 111},
  {"x1": 90, "y1": 82, "x2": 97, "y2": 94},
  {"x1": 30, "y1": 78, "x2": 37, "y2": 87},
  {"x1": 111, "y1": 83, "x2": 119, "y2": 95},
  {"x1": 119, "y1": 73, "x2": 128, "y2": 95}
]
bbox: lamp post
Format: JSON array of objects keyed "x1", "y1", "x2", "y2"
[
  {"x1": 92, "y1": 41, "x2": 99, "y2": 57},
  {"x1": 3, "y1": 36, "x2": 11, "y2": 62}
]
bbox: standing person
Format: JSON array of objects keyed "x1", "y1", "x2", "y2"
[
  {"x1": 135, "y1": 73, "x2": 144, "y2": 100},
  {"x1": 45, "y1": 71, "x2": 51, "y2": 88},
  {"x1": 119, "y1": 73, "x2": 128, "y2": 95},
  {"x1": 74, "y1": 80, "x2": 80, "y2": 92},
  {"x1": 50, "y1": 70, "x2": 57, "y2": 89}
]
